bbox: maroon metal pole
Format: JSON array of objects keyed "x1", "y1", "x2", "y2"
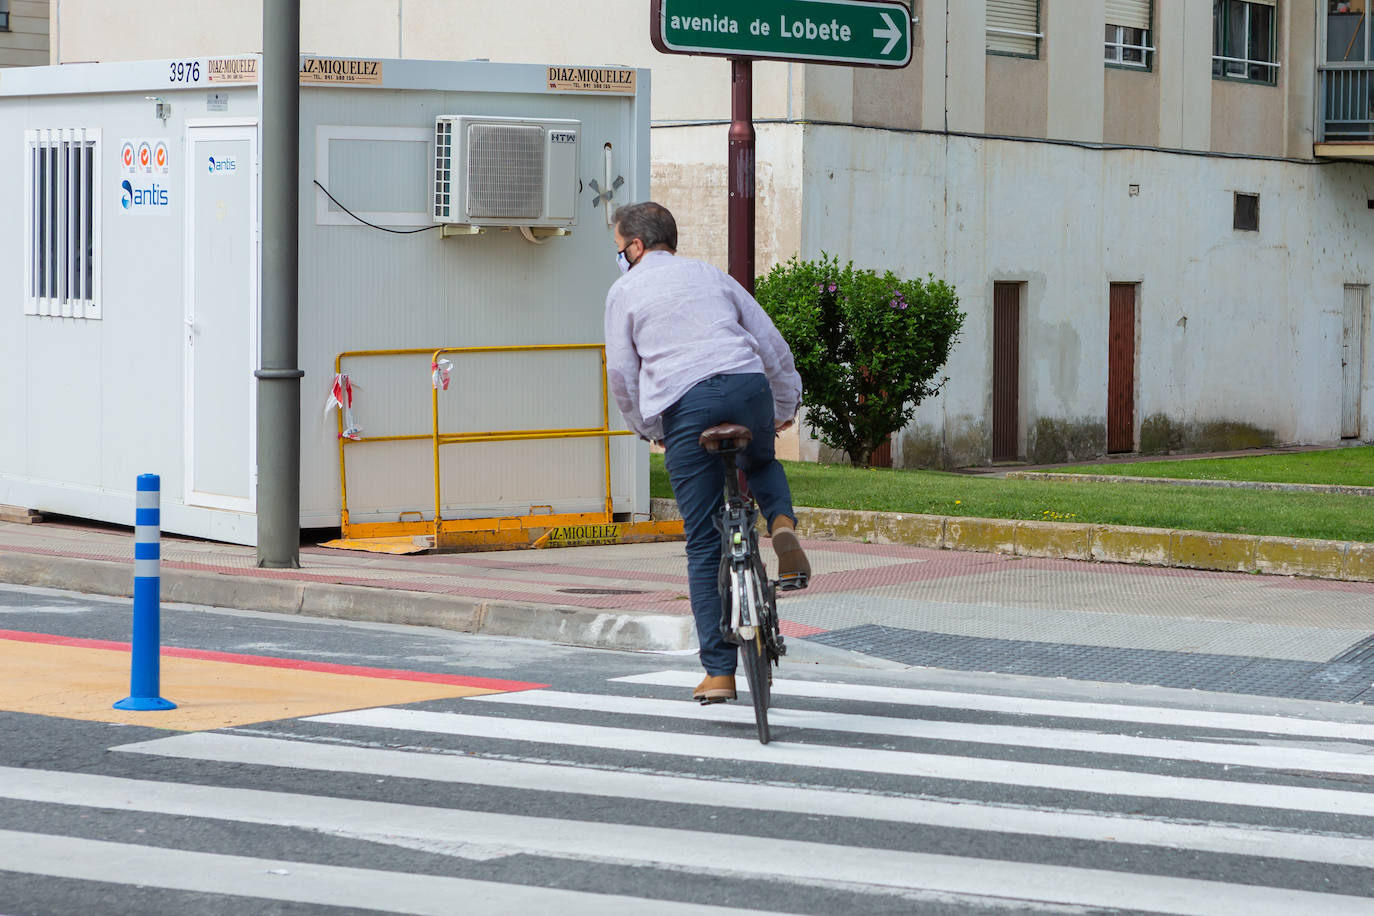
[{"x1": 728, "y1": 58, "x2": 756, "y2": 294}]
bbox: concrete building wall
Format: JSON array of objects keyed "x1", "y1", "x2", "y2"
[
  {"x1": 1046, "y1": 0, "x2": 1105, "y2": 143},
  {"x1": 798, "y1": 126, "x2": 1374, "y2": 465},
  {"x1": 1104, "y1": 65, "x2": 1160, "y2": 148},
  {"x1": 0, "y1": 0, "x2": 48, "y2": 67}
]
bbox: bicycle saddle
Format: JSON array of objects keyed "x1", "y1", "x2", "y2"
[{"x1": 698, "y1": 423, "x2": 753, "y2": 451}]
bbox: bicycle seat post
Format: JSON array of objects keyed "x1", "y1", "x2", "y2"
[{"x1": 698, "y1": 423, "x2": 754, "y2": 505}]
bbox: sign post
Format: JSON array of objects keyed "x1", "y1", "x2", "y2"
[{"x1": 650, "y1": 0, "x2": 914, "y2": 292}]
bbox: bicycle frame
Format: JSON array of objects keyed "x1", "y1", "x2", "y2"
[{"x1": 719, "y1": 459, "x2": 765, "y2": 638}]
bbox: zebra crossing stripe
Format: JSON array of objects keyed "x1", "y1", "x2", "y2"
[
  {"x1": 117, "y1": 733, "x2": 1374, "y2": 868},
  {"x1": 2, "y1": 768, "x2": 1371, "y2": 916},
  {"x1": 0, "y1": 827, "x2": 773, "y2": 916},
  {"x1": 468, "y1": 689, "x2": 1374, "y2": 776},
  {"x1": 612, "y1": 670, "x2": 1374, "y2": 741},
  {"x1": 306, "y1": 707, "x2": 1374, "y2": 817}
]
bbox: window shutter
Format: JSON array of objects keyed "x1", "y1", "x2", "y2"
[
  {"x1": 1105, "y1": 0, "x2": 1150, "y2": 30},
  {"x1": 987, "y1": 0, "x2": 1040, "y2": 56}
]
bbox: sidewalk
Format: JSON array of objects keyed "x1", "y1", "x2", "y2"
[{"x1": 3, "y1": 512, "x2": 1373, "y2": 703}]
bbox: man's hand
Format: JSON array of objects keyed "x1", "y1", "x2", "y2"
[{"x1": 776, "y1": 420, "x2": 795, "y2": 434}]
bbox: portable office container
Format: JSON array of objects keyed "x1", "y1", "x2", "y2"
[{"x1": 0, "y1": 56, "x2": 653, "y2": 547}]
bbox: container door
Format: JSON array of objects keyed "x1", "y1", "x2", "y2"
[
  {"x1": 1343, "y1": 285, "x2": 1366, "y2": 439},
  {"x1": 185, "y1": 123, "x2": 257, "y2": 511},
  {"x1": 1107, "y1": 284, "x2": 1137, "y2": 454}
]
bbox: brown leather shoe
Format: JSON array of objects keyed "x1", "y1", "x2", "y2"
[
  {"x1": 771, "y1": 527, "x2": 811, "y2": 590},
  {"x1": 693, "y1": 674, "x2": 737, "y2": 702}
]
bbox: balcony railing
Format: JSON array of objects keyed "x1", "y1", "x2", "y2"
[{"x1": 1321, "y1": 67, "x2": 1374, "y2": 141}]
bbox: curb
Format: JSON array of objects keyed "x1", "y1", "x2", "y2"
[
  {"x1": 0, "y1": 550, "x2": 696, "y2": 653},
  {"x1": 651, "y1": 498, "x2": 1374, "y2": 582},
  {"x1": 1004, "y1": 471, "x2": 1374, "y2": 497}
]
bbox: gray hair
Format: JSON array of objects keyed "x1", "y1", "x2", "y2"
[{"x1": 613, "y1": 201, "x2": 678, "y2": 252}]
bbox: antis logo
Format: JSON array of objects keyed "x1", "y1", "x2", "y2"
[
  {"x1": 208, "y1": 155, "x2": 238, "y2": 173},
  {"x1": 121, "y1": 179, "x2": 170, "y2": 209}
]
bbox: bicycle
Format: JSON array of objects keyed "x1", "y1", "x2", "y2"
[{"x1": 697, "y1": 423, "x2": 807, "y2": 744}]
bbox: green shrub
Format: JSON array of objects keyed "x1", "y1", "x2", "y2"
[{"x1": 755, "y1": 253, "x2": 964, "y2": 467}]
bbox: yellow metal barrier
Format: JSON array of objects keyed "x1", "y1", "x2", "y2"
[{"x1": 325, "y1": 345, "x2": 682, "y2": 553}]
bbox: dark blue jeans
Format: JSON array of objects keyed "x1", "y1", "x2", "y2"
[{"x1": 661, "y1": 373, "x2": 796, "y2": 675}]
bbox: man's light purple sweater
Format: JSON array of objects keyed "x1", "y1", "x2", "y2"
[{"x1": 604, "y1": 250, "x2": 803, "y2": 441}]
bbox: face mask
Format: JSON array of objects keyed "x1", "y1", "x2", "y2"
[{"x1": 616, "y1": 250, "x2": 631, "y2": 274}]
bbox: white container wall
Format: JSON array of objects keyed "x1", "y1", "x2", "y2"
[{"x1": 0, "y1": 57, "x2": 652, "y2": 545}]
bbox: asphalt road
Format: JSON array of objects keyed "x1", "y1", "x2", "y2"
[{"x1": 2, "y1": 584, "x2": 1373, "y2": 915}]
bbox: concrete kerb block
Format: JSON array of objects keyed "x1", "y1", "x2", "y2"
[
  {"x1": 1170, "y1": 530, "x2": 1258, "y2": 573},
  {"x1": 299, "y1": 583, "x2": 482, "y2": 632},
  {"x1": 1343, "y1": 542, "x2": 1374, "y2": 582},
  {"x1": 872, "y1": 513, "x2": 945, "y2": 549},
  {"x1": 477, "y1": 602, "x2": 695, "y2": 652},
  {"x1": 163, "y1": 569, "x2": 305, "y2": 615},
  {"x1": 1013, "y1": 520, "x2": 1092, "y2": 560},
  {"x1": 649, "y1": 498, "x2": 682, "y2": 522},
  {"x1": 0, "y1": 552, "x2": 132, "y2": 598},
  {"x1": 796, "y1": 507, "x2": 876, "y2": 542},
  {"x1": 1090, "y1": 524, "x2": 1173, "y2": 566},
  {"x1": 1254, "y1": 537, "x2": 1348, "y2": 579},
  {"x1": 944, "y1": 517, "x2": 1016, "y2": 555}
]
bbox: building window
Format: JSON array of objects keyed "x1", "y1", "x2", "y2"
[
  {"x1": 987, "y1": 0, "x2": 1041, "y2": 58},
  {"x1": 24, "y1": 130, "x2": 101, "y2": 319},
  {"x1": 0, "y1": 0, "x2": 10, "y2": 31},
  {"x1": 1105, "y1": 1, "x2": 1154, "y2": 67},
  {"x1": 1326, "y1": 1, "x2": 1371, "y2": 63},
  {"x1": 1213, "y1": 0, "x2": 1279, "y2": 84}
]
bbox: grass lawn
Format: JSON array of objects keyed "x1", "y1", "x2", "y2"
[
  {"x1": 648, "y1": 452, "x2": 1374, "y2": 543},
  {"x1": 1052, "y1": 446, "x2": 1374, "y2": 486}
]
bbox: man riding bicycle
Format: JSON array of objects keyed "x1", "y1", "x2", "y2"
[{"x1": 603, "y1": 201, "x2": 811, "y2": 702}]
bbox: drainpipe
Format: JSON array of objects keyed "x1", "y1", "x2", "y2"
[
  {"x1": 256, "y1": 0, "x2": 303, "y2": 568},
  {"x1": 728, "y1": 58, "x2": 755, "y2": 294}
]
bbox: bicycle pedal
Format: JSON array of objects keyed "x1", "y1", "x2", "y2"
[{"x1": 777, "y1": 572, "x2": 809, "y2": 591}]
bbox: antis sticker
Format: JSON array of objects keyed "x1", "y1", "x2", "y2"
[{"x1": 119, "y1": 137, "x2": 173, "y2": 214}]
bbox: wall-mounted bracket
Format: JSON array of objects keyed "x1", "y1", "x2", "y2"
[{"x1": 439, "y1": 224, "x2": 486, "y2": 238}]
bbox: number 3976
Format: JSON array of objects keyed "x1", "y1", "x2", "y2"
[{"x1": 169, "y1": 61, "x2": 201, "y2": 83}]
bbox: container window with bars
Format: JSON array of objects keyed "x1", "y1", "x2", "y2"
[
  {"x1": 24, "y1": 129, "x2": 100, "y2": 319},
  {"x1": 1106, "y1": 0, "x2": 1153, "y2": 67},
  {"x1": 987, "y1": 0, "x2": 1041, "y2": 58}
]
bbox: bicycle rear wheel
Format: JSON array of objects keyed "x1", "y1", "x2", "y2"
[
  {"x1": 740, "y1": 628, "x2": 771, "y2": 744},
  {"x1": 734, "y1": 563, "x2": 772, "y2": 743}
]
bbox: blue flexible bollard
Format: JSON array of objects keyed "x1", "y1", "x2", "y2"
[{"x1": 114, "y1": 474, "x2": 177, "y2": 711}]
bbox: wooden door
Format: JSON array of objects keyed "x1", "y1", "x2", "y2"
[
  {"x1": 992, "y1": 283, "x2": 1020, "y2": 462},
  {"x1": 1107, "y1": 284, "x2": 1137, "y2": 454},
  {"x1": 1342, "y1": 285, "x2": 1365, "y2": 439}
]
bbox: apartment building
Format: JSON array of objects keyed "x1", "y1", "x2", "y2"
[
  {"x1": 37, "y1": 1, "x2": 1374, "y2": 466},
  {"x1": 0, "y1": 0, "x2": 48, "y2": 67}
]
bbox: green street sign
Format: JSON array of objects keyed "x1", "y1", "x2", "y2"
[{"x1": 650, "y1": 0, "x2": 913, "y2": 69}]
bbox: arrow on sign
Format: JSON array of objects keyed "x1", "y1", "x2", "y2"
[{"x1": 874, "y1": 12, "x2": 901, "y2": 56}]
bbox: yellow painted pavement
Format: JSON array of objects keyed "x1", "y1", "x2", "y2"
[{"x1": 0, "y1": 638, "x2": 509, "y2": 731}]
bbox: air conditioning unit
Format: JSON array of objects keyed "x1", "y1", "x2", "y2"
[{"x1": 433, "y1": 116, "x2": 580, "y2": 228}]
